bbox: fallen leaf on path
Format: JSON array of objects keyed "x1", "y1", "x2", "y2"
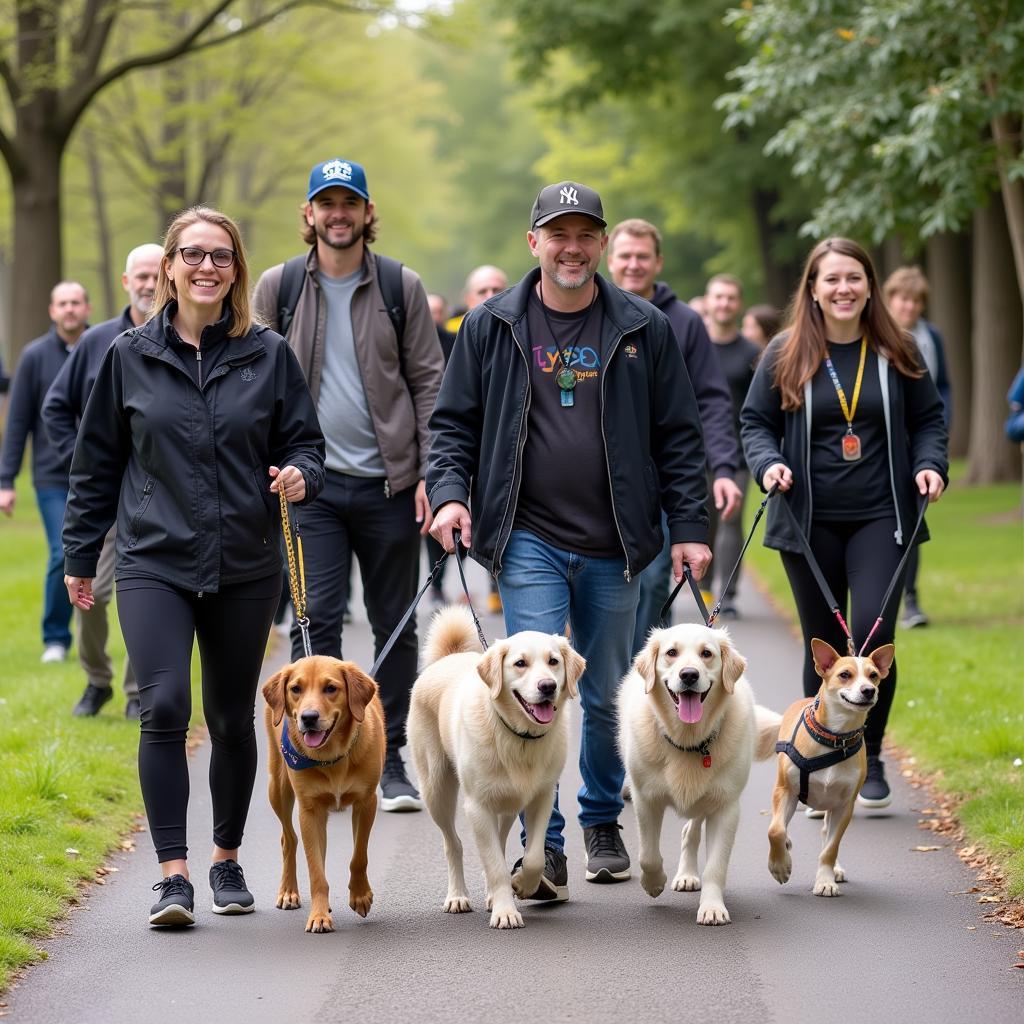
[
  {"x1": 911, "y1": 845, "x2": 942, "y2": 852},
  {"x1": 978, "y1": 895, "x2": 1002, "y2": 904}
]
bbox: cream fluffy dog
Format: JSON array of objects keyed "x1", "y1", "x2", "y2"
[
  {"x1": 407, "y1": 606, "x2": 585, "y2": 930},
  {"x1": 618, "y1": 623, "x2": 779, "y2": 925}
]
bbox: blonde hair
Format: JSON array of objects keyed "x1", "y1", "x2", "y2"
[
  {"x1": 883, "y1": 265, "x2": 929, "y2": 303},
  {"x1": 153, "y1": 206, "x2": 251, "y2": 338}
]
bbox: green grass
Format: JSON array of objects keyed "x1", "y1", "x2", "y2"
[
  {"x1": 0, "y1": 477, "x2": 206, "y2": 990},
  {"x1": 742, "y1": 461, "x2": 1024, "y2": 896}
]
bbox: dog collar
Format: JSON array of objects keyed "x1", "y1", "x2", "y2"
[
  {"x1": 495, "y1": 710, "x2": 545, "y2": 741},
  {"x1": 661, "y1": 726, "x2": 720, "y2": 768},
  {"x1": 802, "y1": 697, "x2": 865, "y2": 750},
  {"x1": 280, "y1": 721, "x2": 356, "y2": 771}
]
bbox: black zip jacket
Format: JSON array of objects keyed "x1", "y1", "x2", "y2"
[
  {"x1": 63, "y1": 308, "x2": 326, "y2": 591},
  {"x1": 740, "y1": 335, "x2": 948, "y2": 553},
  {"x1": 43, "y1": 307, "x2": 135, "y2": 469},
  {"x1": 426, "y1": 269, "x2": 709, "y2": 579}
]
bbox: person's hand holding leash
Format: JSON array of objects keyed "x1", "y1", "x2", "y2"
[
  {"x1": 269, "y1": 465, "x2": 306, "y2": 502},
  {"x1": 430, "y1": 502, "x2": 472, "y2": 553},
  {"x1": 65, "y1": 575, "x2": 95, "y2": 610},
  {"x1": 414, "y1": 479, "x2": 433, "y2": 537},
  {"x1": 0, "y1": 488, "x2": 15, "y2": 517},
  {"x1": 762, "y1": 463, "x2": 793, "y2": 492},
  {"x1": 672, "y1": 542, "x2": 712, "y2": 583},
  {"x1": 713, "y1": 476, "x2": 743, "y2": 522},
  {"x1": 915, "y1": 469, "x2": 944, "y2": 502}
]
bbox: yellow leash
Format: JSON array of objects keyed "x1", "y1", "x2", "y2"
[{"x1": 279, "y1": 488, "x2": 312, "y2": 657}]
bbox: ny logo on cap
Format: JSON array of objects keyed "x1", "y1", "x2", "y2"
[
  {"x1": 559, "y1": 186, "x2": 580, "y2": 206},
  {"x1": 322, "y1": 159, "x2": 352, "y2": 182}
]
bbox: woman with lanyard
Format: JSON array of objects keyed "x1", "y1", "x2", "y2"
[
  {"x1": 740, "y1": 237, "x2": 947, "y2": 809},
  {"x1": 62, "y1": 206, "x2": 325, "y2": 926}
]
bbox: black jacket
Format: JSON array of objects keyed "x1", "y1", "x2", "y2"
[
  {"x1": 1, "y1": 327, "x2": 76, "y2": 490},
  {"x1": 43, "y1": 307, "x2": 135, "y2": 469},
  {"x1": 426, "y1": 269, "x2": 709, "y2": 579},
  {"x1": 650, "y1": 282, "x2": 740, "y2": 479},
  {"x1": 63, "y1": 308, "x2": 326, "y2": 591},
  {"x1": 740, "y1": 336, "x2": 948, "y2": 553}
]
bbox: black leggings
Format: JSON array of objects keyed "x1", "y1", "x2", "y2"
[
  {"x1": 117, "y1": 575, "x2": 281, "y2": 863},
  {"x1": 779, "y1": 516, "x2": 908, "y2": 757}
]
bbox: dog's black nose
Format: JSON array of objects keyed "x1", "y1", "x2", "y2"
[
  {"x1": 300, "y1": 709, "x2": 320, "y2": 727},
  {"x1": 678, "y1": 667, "x2": 700, "y2": 688},
  {"x1": 860, "y1": 684, "x2": 877, "y2": 700},
  {"x1": 537, "y1": 679, "x2": 557, "y2": 699}
]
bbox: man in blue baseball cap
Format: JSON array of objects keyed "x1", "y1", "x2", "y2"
[{"x1": 253, "y1": 161, "x2": 444, "y2": 813}]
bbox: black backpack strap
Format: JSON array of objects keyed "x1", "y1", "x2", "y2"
[
  {"x1": 277, "y1": 254, "x2": 308, "y2": 337},
  {"x1": 375, "y1": 254, "x2": 406, "y2": 345}
]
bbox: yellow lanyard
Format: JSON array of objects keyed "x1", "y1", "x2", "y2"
[{"x1": 824, "y1": 337, "x2": 867, "y2": 429}]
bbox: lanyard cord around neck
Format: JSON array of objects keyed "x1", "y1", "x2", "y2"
[
  {"x1": 823, "y1": 336, "x2": 867, "y2": 433},
  {"x1": 537, "y1": 277, "x2": 598, "y2": 388}
]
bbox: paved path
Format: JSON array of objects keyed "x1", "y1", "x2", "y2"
[{"x1": 6, "y1": 561, "x2": 1021, "y2": 1023}]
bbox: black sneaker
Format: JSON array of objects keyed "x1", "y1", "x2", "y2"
[
  {"x1": 583, "y1": 821, "x2": 631, "y2": 882},
  {"x1": 125, "y1": 697, "x2": 141, "y2": 720},
  {"x1": 72, "y1": 683, "x2": 113, "y2": 717},
  {"x1": 900, "y1": 595, "x2": 929, "y2": 629},
  {"x1": 857, "y1": 755, "x2": 892, "y2": 809},
  {"x1": 209, "y1": 859, "x2": 255, "y2": 914},
  {"x1": 150, "y1": 874, "x2": 195, "y2": 926},
  {"x1": 380, "y1": 750, "x2": 423, "y2": 812},
  {"x1": 511, "y1": 846, "x2": 569, "y2": 902}
]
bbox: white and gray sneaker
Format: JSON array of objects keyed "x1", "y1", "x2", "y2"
[
  {"x1": 209, "y1": 859, "x2": 255, "y2": 914},
  {"x1": 380, "y1": 750, "x2": 423, "y2": 812},
  {"x1": 150, "y1": 874, "x2": 195, "y2": 927}
]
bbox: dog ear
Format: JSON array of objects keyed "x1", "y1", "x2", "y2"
[
  {"x1": 866, "y1": 643, "x2": 896, "y2": 679},
  {"x1": 477, "y1": 642, "x2": 509, "y2": 700},
  {"x1": 558, "y1": 637, "x2": 586, "y2": 700},
  {"x1": 342, "y1": 663, "x2": 378, "y2": 723},
  {"x1": 634, "y1": 631, "x2": 661, "y2": 694},
  {"x1": 718, "y1": 630, "x2": 747, "y2": 694},
  {"x1": 262, "y1": 666, "x2": 290, "y2": 727},
  {"x1": 810, "y1": 638, "x2": 841, "y2": 678}
]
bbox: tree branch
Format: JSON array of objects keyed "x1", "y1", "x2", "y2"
[
  {"x1": 0, "y1": 123, "x2": 20, "y2": 178},
  {"x1": 0, "y1": 57, "x2": 20, "y2": 105}
]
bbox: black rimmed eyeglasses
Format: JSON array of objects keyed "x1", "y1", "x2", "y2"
[{"x1": 175, "y1": 246, "x2": 236, "y2": 268}]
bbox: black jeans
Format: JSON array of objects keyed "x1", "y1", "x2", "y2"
[
  {"x1": 117, "y1": 574, "x2": 280, "y2": 862},
  {"x1": 291, "y1": 471, "x2": 420, "y2": 749},
  {"x1": 779, "y1": 516, "x2": 907, "y2": 757}
]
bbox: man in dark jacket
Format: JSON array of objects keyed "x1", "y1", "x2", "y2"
[
  {"x1": 43, "y1": 244, "x2": 163, "y2": 718},
  {"x1": 1, "y1": 281, "x2": 91, "y2": 662},
  {"x1": 252, "y1": 158, "x2": 444, "y2": 812},
  {"x1": 605, "y1": 219, "x2": 742, "y2": 645},
  {"x1": 428, "y1": 182, "x2": 711, "y2": 900}
]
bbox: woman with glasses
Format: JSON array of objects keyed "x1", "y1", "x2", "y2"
[{"x1": 62, "y1": 206, "x2": 325, "y2": 927}]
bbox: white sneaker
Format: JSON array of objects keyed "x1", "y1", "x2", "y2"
[
  {"x1": 41, "y1": 644, "x2": 67, "y2": 663},
  {"x1": 805, "y1": 806, "x2": 825, "y2": 819}
]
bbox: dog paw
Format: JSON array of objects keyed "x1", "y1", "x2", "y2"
[
  {"x1": 443, "y1": 896, "x2": 472, "y2": 913},
  {"x1": 305, "y1": 912, "x2": 334, "y2": 933},
  {"x1": 671, "y1": 873, "x2": 701, "y2": 892},
  {"x1": 813, "y1": 879, "x2": 841, "y2": 897},
  {"x1": 489, "y1": 905, "x2": 524, "y2": 929},
  {"x1": 768, "y1": 855, "x2": 792, "y2": 885},
  {"x1": 276, "y1": 889, "x2": 301, "y2": 910},
  {"x1": 834, "y1": 864, "x2": 847, "y2": 883},
  {"x1": 640, "y1": 869, "x2": 667, "y2": 898},
  {"x1": 349, "y1": 888, "x2": 373, "y2": 918},
  {"x1": 511, "y1": 869, "x2": 541, "y2": 900},
  {"x1": 696, "y1": 902, "x2": 731, "y2": 925}
]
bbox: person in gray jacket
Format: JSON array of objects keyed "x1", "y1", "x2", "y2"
[{"x1": 252, "y1": 158, "x2": 444, "y2": 812}]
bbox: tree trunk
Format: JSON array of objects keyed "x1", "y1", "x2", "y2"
[
  {"x1": 988, "y1": 107, "x2": 1024, "y2": 301},
  {"x1": 749, "y1": 186, "x2": 803, "y2": 310},
  {"x1": 964, "y1": 193, "x2": 1023, "y2": 484},
  {"x1": 84, "y1": 130, "x2": 117, "y2": 318},
  {"x1": 925, "y1": 230, "x2": 972, "y2": 458}
]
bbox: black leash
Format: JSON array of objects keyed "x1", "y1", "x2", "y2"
[
  {"x1": 369, "y1": 529, "x2": 488, "y2": 678},
  {"x1": 658, "y1": 484, "x2": 778, "y2": 629}
]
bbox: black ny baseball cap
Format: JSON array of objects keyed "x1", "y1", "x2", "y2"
[{"x1": 530, "y1": 181, "x2": 606, "y2": 230}]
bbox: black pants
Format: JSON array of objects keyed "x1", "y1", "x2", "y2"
[
  {"x1": 291, "y1": 471, "x2": 420, "y2": 749},
  {"x1": 117, "y1": 575, "x2": 280, "y2": 863},
  {"x1": 779, "y1": 516, "x2": 907, "y2": 757}
]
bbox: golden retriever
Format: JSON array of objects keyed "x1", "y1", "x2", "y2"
[
  {"x1": 618, "y1": 623, "x2": 779, "y2": 925},
  {"x1": 262, "y1": 656, "x2": 385, "y2": 933},
  {"x1": 407, "y1": 606, "x2": 585, "y2": 929}
]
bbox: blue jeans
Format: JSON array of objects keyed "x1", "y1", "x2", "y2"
[
  {"x1": 36, "y1": 487, "x2": 73, "y2": 648},
  {"x1": 632, "y1": 511, "x2": 670, "y2": 658},
  {"x1": 498, "y1": 529, "x2": 640, "y2": 851}
]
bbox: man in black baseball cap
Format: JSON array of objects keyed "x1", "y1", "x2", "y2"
[{"x1": 427, "y1": 181, "x2": 711, "y2": 908}]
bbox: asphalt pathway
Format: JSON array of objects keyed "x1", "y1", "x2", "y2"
[{"x1": 6, "y1": 560, "x2": 1021, "y2": 1023}]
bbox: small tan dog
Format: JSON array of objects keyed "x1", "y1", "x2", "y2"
[
  {"x1": 262, "y1": 656, "x2": 385, "y2": 933},
  {"x1": 768, "y1": 638, "x2": 895, "y2": 896},
  {"x1": 407, "y1": 606, "x2": 585, "y2": 930},
  {"x1": 619, "y1": 623, "x2": 780, "y2": 925}
]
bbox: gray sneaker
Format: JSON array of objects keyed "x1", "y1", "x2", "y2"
[
  {"x1": 900, "y1": 594, "x2": 929, "y2": 629},
  {"x1": 209, "y1": 859, "x2": 255, "y2": 914},
  {"x1": 379, "y1": 750, "x2": 423, "y2": 812},
  {"x1": 149, "y1": 874, "x2": 195, "y2": 927},
  {"x1": 512, "y1": 846, "x2": 569, "y2": 902},
  {"x1": 857, "y1": 755, "x2": 893, "y2": 809},
  {"x1": 583, "y1": 821, "x2": 631, "y2": 882}
]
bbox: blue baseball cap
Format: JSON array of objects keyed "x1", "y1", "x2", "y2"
[{"x1": 307, "y1": 158, "x2": 370, "y2": 202}]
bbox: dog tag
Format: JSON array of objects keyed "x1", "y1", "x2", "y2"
[
  {"x1": 841, "y1": 432, "x2": 862, "y2": 461},
  {"x1": 702, "y1": 755, "x2": 712, "y2": 769}
]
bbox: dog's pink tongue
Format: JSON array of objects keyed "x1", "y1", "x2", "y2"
[
  {"x1": 530, "y1": 701, "x2": 555, "y2": 725},
  {"x1": 303, "y1": 730, "x2": 327, "y2": 748},
  {"x1": 677, "y1": 693, "x2": 703, "y2": 724}
]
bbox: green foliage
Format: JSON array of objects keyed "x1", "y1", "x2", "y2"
[
  {"x1": 719, "y1": 0, "x2": 1024, "y2": 245},
  {"x1": 743, "y1": 462, "x2": 1024, "y2": 896}
]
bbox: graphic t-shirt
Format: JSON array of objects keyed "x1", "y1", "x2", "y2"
[{"x1": 513, "y1": 289, "x2": 620, "y2": 557}]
